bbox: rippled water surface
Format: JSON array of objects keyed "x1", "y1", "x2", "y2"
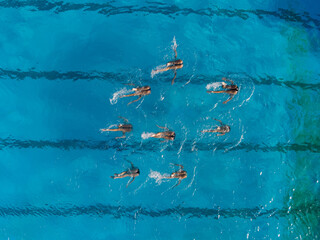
[{"x1": 0, "y1": 0, "x2": 319, "y2": 239}]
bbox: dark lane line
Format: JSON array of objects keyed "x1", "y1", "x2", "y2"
[
  {"x1": 0, "y1": 202, "x2": 318, "y2": 219},
  {"x1": 0, "y1": 68, "x2": 319, "y2": 91},
  {"x1": 0, "y1": 137, "x2": 319, "y2": 153},
  {"x1": 0, "y1": 1, "x2": 319, "y2": 30}
]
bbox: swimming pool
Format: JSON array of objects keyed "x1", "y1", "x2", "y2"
[{"x1": 0, "y1": 0, "x2": 319, "y2": 239}]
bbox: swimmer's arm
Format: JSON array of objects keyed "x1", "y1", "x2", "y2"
[
  {"x1": 157, "y1": 125, "x2": 169, "y2": 131},
  {"x1": 223, "y1": 95, "x2": 234, "y2": 104},
  {"x1": 217, "y1": 133, "x2": 226, "y2": 136},
  {"x1": 222, "y1": 77, "x2": 234, "y2": 84},
  {"x1": 119, "y1": 116, "x2": 129, "y2": 123},
  {"x1": 171, "y1": 71, "x2": 177, "y2": 85},
  {"x1": 126, "y1": 177, "x2": 135, "y2": 187},
  {"x1": 174, "y1": 48, "x2": 177, "y2": 59},
  {"x1": 213, "y1": 118, "x2": 223, "y2": 125},
  {"x1": 172, "y1": 163, "x2": 184, "y2": 169},
  {"x1": 172, "y1": 179, "x2": 182, "y2": 189},
  {"x1": 128, "y1": 95, "x2": 142, "y2": 105},
  {"x1": 126, "y1": 160, "x2": 134, "y2": 168},
  {"x1": 115, "y1": 132, "x2": 126, "y2": 139}
]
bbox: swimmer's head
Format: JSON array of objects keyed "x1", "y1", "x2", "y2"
[
  {"x1": 175, "y1": 59, "x2": 183, "y2": 65},
  {"x1": 167, "y1": 131, "x2": 176, "y2": 140},
  {"x1": 226, "y1": 125, "x2": 231, "y2": 132}
]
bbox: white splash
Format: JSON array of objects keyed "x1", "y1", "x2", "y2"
[
  {"x1": 149, "y1": 170, "x2": 169, "y2": 185},
  {"x1": 225, "y1": 130, "x2": 245, "y2": 152},
  {"x1": 206, "y1": 82, "x2": 223, "y2": 90},
  {"x1": 172, "y1": 36, "x2": 178, "y2": 51},
  {"x1": 109, "y1": 88, "x2": 132, "y2": 105},
  {"x1": 141, "y1": 132, "x2": 154, "y2": 139},
  {"x1": 151, "y1": 64, "x2": 166, "y2": 78}
]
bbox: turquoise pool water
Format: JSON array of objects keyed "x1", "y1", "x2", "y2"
[{"x1": 0, "y1": 0, "x2": 319, "y2": 239}]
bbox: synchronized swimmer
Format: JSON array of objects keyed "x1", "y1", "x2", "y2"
[
  {"x1": 202, "y1": 118, "x2": 230, "y2": 136},
  {"x1": 207, "y1": 77, "x2": 239, "y2": 104},
  {"x1": 110, "y1": 161, "x2": 140, "y2": 187},
  {"x1": 120, "y1": 86, "x2": 151, "y2": 105},
  {"x1": 163, "y1": 164, "x2": 187, "y2": 188},
  {"x1": 107, "y1": 38, "x2": 240, "y2": 190},
  {"x1": 151, "y1": 125, "x2": 176, "y2": 141},
  {"x1": 100, "y1": 116, "x2": 132, "y2": 139},
  {"x1": 151, "y1": 40, "x2": 183, "y2": 85}
]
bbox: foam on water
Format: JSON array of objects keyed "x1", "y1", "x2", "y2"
[
  {"x1": 141, "y1": 132, "x2": 154, "y2": 139},
  {"x1": 151, "y1": 64, "x2": 166, "y2": 78},
  {"x1": 206, "y1": 82, "x2": 223, "y2": 90},
  {"x1": 172, "y1": 36, "x2": 177, "y2": 51},
  {"x1": 149, "y1": 170, "x2": 169, "y2": 185},
  {"x1": 109, "y1": 88, "x2": 132, "y2": 105}
]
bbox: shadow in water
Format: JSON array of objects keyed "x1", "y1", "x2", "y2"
[
  {"x1": 0, "y1": 137, "x2": 319, "y2": 153},
  {"x1": 0, "y1": 1, "x2": 319, "y2": 30}
]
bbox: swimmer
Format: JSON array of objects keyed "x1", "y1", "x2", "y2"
[
  {"x1": 207, "y1": 77, "x2": 239, "y2": 104},
  {"x1": 110, "y1": 161, "x2": 140, "y2": 187},
  {"x1": 100, "y1": 116, "x2": 132, "y2": 139},
  {"x1": 120, "y1": 86, "x2": 151, "y2": 105},
  {"x1": 151, "y1": 125, "x2": 176, "y2": 141},
  {"x1": 164, "y1": 164, "x2": 187, "y2": 188},
  {"x1": 152, "y1": 41, "x2": 183, "y2": 85},
  {"x1": 202, "y1": 118, "x2": 230, "y2": 136}
]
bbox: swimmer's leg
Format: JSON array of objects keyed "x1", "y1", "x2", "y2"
[
  {"x1": 126, "y1": 177, "x2": 135, "y2": 187},
  {"x1": 207, "y1": 90, "x2": 227, "y2": 94},
  {"x1": 100, "y1": 128, "x2": 121, "y2": 132},
  {"x1": 223, "y1": 94, "x2": 234, "y2": 104},
  {"x1": 202, "y1": 129, "x2": 218, "y2": 133},
  {"x1": 151, "y1": 133, "x2": 163, "y2": 138},
  {"x1": 120, "y1": 93, "x2": 138, "y2": 98},
  {"x1": 153, "y1": 67, "x2": 170, "y2": 74},
  {"x1": 171, "y1": 70, "x2": 177, "y2": 85},
  {"x1": 127, "y1": 95, "x2": 142, "y2": 105},
  {"x1": 111, "y1": 172, "x2": 125, "y2": 179}
]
